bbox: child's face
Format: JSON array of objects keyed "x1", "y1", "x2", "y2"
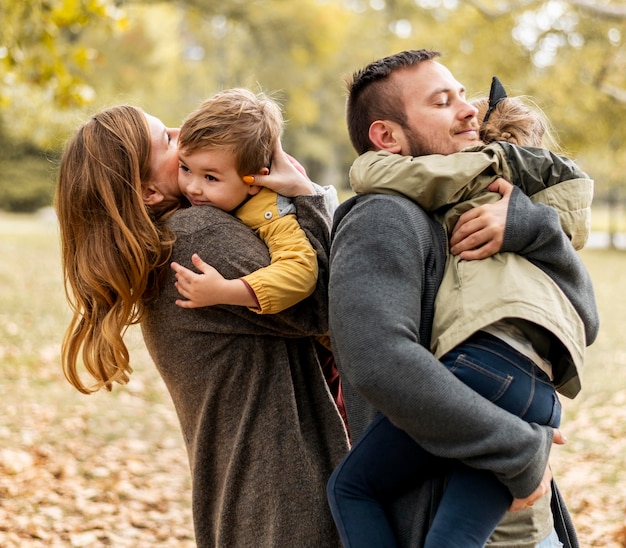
[{"x1": 178, "y1": 148, "x2": 259, "y2": 212}]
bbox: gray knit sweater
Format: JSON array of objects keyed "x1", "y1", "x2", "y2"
[
  {"x1": 329, "y1": 190, "x2": 583, "y2": 546},
  {"x1": 142, "y1": 195, "x2": 349, "y2": 547}
]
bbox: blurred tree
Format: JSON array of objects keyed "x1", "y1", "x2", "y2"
[
  {"x1": 372, "y1": 0, "x2": 626, "y2": 200},
  {"x1": 154, "y1": 0, "x2": 392, "y2": 186},
  {"x1": 0, "y1": 0, "x2": 124, "y2": 108},
  {"x1": 3, "y1": 0, "x2": 626, "y2": 210}
]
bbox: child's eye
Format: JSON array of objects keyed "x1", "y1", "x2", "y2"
[
  {"x1": 179, "y1": 164, "x2": 189, "y2": 173},
  {"x1": 205, "y1": 174, "x2": 217, "y2": 182}
]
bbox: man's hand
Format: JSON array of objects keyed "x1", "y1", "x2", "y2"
[
  {"x1": 509, "y1": 464, "x2": 553, "y2": 512},
  {"x1": 509, "y1": 429, "x2": 567, "y2": 512},
  {"x1": 449, "y1": 178, "x2": 513, "y2": 260}
]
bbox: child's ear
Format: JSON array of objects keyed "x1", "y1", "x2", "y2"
[{"x1": 245, "y1": 167, "x2": 269, "y2": 196}]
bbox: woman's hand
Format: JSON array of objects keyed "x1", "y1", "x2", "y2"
[
  {"x1": 449, "y1": 178, "x2": 513, "y2": 260},
  {"x1": 243, "y1": 140, "x2": 315, "y2": 197}
]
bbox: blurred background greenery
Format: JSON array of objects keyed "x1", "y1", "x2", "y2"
[{"x1": 1, "y1": 0, "x2": 626, "y2": 234}]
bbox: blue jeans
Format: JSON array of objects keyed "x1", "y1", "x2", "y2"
[{"x1": 327, "y1": 332, "x2": 561, "y2": 548}]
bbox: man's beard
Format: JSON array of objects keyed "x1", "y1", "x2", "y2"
[
  {"x1": 403, "y1": 124, "x2": 479, "y2": 157},
  {"x1": 404, "y1": 127, "x2": 437, "y2": 157}
]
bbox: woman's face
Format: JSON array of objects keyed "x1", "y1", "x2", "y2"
[{"x1": 144, "y1": 112, "x2": 182, "y2": 210}]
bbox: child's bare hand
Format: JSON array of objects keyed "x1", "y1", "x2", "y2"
[{"x1": 171, "y1": 254, "x2": 226, "y2": 308}]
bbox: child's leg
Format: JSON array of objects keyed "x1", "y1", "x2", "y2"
[
  {"x1": 441, "y1": 331, "x2": 562, "y2": 428},
  {"x1": 327, "y1": 413, "x2": 445, "y2": 548},
  {"x1": 425, "y1": 464, "x2": 512, "y2": 548},
  {"x1": 423, "y1": 332, "x2": 561, "y2": 547}
]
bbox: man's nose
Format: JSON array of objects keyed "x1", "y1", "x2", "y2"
[{"x1": 460, "y1": 100, "x2": 478, "y2": 120}]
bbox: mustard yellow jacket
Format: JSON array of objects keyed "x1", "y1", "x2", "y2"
[{"x1": 235, "y1": 187, "x2": 318, "y2": 314}]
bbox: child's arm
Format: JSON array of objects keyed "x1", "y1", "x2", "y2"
[
  {"x1": 349, "y1": 144, "x2": 510, "y2": 210},
  {"x1": 352, "y1": 144, "x2": 593, "y2": 248},
  {"x1": 236, "y1": 188, "x2": 318, "y2": 314},
  {"x1": 172, "y1": 189, "x2": 319, "y2": 314}
]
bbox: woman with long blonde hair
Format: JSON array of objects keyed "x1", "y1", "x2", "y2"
[
  {"x1": 55, "y1": 103, "x2": 349, "y2": 547},
  {"x1": 56, "y1": 105, "x2": 174, "y2": 393}
]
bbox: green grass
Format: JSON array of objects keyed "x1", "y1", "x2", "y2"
[{"x1": 0, "y1": 211, "x2": 624, "y2": 546}]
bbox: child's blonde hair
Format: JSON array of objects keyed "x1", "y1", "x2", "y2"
[
  {"x1": 473, "y1": 94, "x2": 560, "y2": 152},
  {"x1": 179, "y1": 88, "x2": 283, "y2": 175}
]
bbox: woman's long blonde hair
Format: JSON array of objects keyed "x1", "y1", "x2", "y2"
[{"x1": 55, "y1": 105, "x2": 173, "y2": 394}]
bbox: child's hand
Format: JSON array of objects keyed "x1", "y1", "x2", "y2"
[
  {"x1": 171, "y1": 254, "x2": 229, "y2": 308},
  {"x1": 171, "y1": 254, "x2": 258, "y2": 309}
]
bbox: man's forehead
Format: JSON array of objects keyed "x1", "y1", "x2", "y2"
[{"x1": 395, "y1": 61, "x2": 465, "y2": 100}]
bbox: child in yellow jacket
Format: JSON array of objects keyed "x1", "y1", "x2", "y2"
[
  {"x1": 172, "y1": 88, "x2": 319, "y2": 315},
  {"x1": 170, "y1": 88, "x2": 347, "y2": 425}
]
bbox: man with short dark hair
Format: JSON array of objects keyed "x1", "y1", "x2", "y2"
[{"x1": 329, "y1": 49, "x2": 581, "y2": 547}]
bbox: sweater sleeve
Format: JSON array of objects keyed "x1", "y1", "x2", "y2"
[
  {"x1": 502, "y1": 188, "x2": 599, "y2": 346},
  {"x1": 329, "y1": 194, "x2": 552, "y2": 498}
]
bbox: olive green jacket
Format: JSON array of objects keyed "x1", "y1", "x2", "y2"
[{"x1": 350, "y1": 143, "x2": 599, "y2": 398}]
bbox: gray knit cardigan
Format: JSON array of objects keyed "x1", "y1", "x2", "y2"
[{"x1": 142, "y1": 195, "x2": 349, "y2": 548}]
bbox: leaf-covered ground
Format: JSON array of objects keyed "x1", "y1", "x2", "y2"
[
  {"x1": 1, "y1": 214, "x2": 624, "y2": 546},
  {"x1": 0, "y1": 330, "x2": 195, "y2": 547},
  {"x1": 549, "y1": 247, "x2": 626, "y2": 547}
]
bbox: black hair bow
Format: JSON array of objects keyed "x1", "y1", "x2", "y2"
[{"x1": 483, "y1": 76, "x2": 507, "y2": 123}]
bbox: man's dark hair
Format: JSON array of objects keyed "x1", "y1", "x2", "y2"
[{"x1": 346, "y1": 49, "x2": 441, "y2": 154}]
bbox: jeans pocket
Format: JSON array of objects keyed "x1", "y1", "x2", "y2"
[
  {"x1": 447, "y1": 354, "x2": 513, "y2": 404},
  {"x1": 525, "y1": 378, "x2": 562, "y2": 427}
]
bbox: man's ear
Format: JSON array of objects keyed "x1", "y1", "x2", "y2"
[
  {"x1": 142, "y1": 183, "x2": 165, "y2": 206},
  {"x1": 368, "y1": 120, "x2": 404, "y2": 153}
]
